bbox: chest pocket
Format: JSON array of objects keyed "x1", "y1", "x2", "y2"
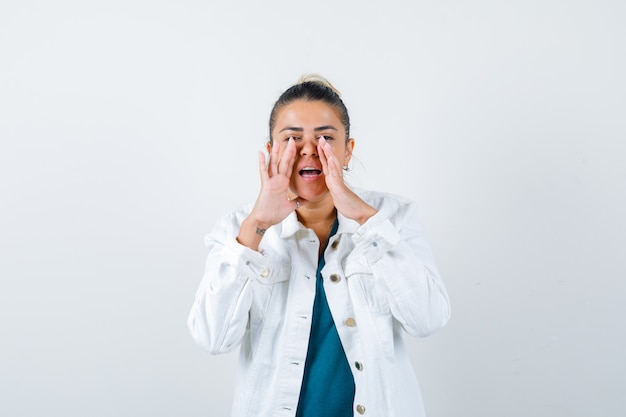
[
  {"x1": 344, "y1": 262, "x2": 395, "y2": 361},
  {"x1": 344, "y1": 260, "x2": 391, "y2": 314},
  {"x1": 248, "y1": 263, "x2": 291, "y2": 329}
]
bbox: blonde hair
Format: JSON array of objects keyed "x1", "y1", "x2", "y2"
[{"x1": 296, "y1": 74, "x2": 342, "y2": 97}]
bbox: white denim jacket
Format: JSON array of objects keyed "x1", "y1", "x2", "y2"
[{"x1": 188, "y1": 189, "x2": 450, "y2": 417}]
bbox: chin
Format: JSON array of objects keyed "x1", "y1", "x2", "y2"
[{"x1": 291, "y1": 183, "x2": 329, "y2": 203}]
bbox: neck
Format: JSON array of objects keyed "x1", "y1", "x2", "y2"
[
  {"x1": 296, "y1": 195, "x2": 337, "y2": 229},
  {"x1": 296, "y1": 196, "x2": 337, "y2": 257}
]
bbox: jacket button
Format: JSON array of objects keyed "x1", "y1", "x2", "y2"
[
  {"x1": 331, "y1": 240, "x2": 339, "y2": 249},
  {"x1": 355, "y1": 361, "x2": 363, "y2": 371},
  {"x1": 260, "y1": 268, "x2": 269, "y2": 278},
  {"x1": 329, "y1": 274, "x2": 341, "y2": 283},
  {"x1": 345, "y1": 318, "x2": 356, "y2": 327},
  {"x1": 356, "y1": 404, "x2": 366, "y2": 414}
]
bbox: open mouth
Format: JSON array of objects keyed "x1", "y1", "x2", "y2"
[{"x1": 299, "y1": 167, "x2": 322, "y2": 177}]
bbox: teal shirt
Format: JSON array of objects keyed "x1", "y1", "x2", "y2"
[{"x1": 296, "y1": 219, "x2": 355, "y2": 417}]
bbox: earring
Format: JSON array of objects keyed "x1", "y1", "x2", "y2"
[{"x1": 343, "y1": 165, "x2": 351, "y2": 172}]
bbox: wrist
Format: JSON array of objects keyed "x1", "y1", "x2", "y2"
[
  {"x1": 355, "y1": 206, "x2": 378, "y2": 225},
  {"x1": 237, "y1": 217, "x2": 270, "y2": 251}
]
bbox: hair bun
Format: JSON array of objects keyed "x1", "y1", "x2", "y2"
[{"x1": 297, "y1": 74, "x2": 342, "y2": 97}]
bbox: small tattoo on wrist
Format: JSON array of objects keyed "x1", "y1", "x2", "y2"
[{"x1": 256, "y1": 227, "x2": 267, "y2": 236}]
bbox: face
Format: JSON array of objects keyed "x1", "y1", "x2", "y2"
[{"x1": 269, "y1": 99, "x2": 354, "y2": 203}]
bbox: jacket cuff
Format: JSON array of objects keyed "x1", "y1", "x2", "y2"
[
  {"x1": 351, "y1": 211, "x2": 401, "y2": 263},
  {"x1": 222, "y1": 238, "x2": 288, "y2": 284}
]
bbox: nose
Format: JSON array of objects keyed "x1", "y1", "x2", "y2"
[{"x1": 299, "y1": 136, "x2": 318, "y2": 157}]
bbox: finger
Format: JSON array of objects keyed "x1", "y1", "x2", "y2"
[
  {"x1": 318, "y1": 140, "x2": 329, "y2": 175},
  {"x1": 258, "y1": 151, "x2": 269, "y2": 182},
  {"x1": 280, "y1": 138, "x2": 297, "y2": 177},
  {"x1": 320, "y1": 138, "x2": 341, "y2": 177},
  {"x1": 269, "y1": 140, "x2": 280, "y2": 176}
]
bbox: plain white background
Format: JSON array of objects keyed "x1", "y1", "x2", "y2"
[{"x1": 1, "y1": 1, "x2": 624, "y2": 416}]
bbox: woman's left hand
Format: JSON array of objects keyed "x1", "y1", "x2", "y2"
[{"x1": 318, "y1": 137, "x2": 378, "y2": 225}]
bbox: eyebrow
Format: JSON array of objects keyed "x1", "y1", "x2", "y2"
[{"x1": 279, "y1": 125, "x2": 339, "y2": 133}]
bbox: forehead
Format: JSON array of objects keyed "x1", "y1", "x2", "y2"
[{"x1": 274, "y1": 100, "x2": 344, "y2": 131}]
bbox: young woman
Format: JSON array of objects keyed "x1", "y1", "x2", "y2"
[{"x1": 188, "y1": 75, "x2": 450, "y2": 417}]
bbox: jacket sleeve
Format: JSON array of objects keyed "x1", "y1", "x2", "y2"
[
  {"x1": 348, "y1": 201, "x2": 451, "y2": 337},
  {"x1": 187, "y1": 211, "x2": 270, "y2": 354}
]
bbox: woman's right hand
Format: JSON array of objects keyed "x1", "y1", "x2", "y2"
[{"x1": 236, "y1": 138, "x2": 302, "y2": 250}]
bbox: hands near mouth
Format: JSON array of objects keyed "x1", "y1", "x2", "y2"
[
  {"x1": 318, "y1": 137, "x2": 378, "y2": 226},
  {"x1": 237, "y1": 138, "x2": 300, "y2": 250},
  {"x1": 237, "y1": 137, "x2": 377, "y2": 251}
]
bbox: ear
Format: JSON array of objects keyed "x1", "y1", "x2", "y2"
[
  {"x1": 343, "y1": 138, "x2": 355, "y2": 165},
  {"x1": 265, "y1": 141, "x2": 272, "y2": 154}
]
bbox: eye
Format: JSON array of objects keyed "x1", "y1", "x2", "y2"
[
  {"x1": 284, "y1": 136, "x2": 301, "y2": 142},
  {"x1": 318, "y1": 135, "x2": 334, "y2": 141}
]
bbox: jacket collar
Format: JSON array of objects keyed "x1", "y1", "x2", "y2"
[
  {"x1": 278, "y1": 210, "x2": 360, "y2": 239},
  {"x1": 278, "y1": 211, "x2": 302, "y2": 239},
  {"x1": 337, "y1": 212, "x2": 360, "y2": 235}
]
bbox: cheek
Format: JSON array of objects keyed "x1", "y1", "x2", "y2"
[{"x1": 332, "y1": 145, "x2": 349, "y2": 163}]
